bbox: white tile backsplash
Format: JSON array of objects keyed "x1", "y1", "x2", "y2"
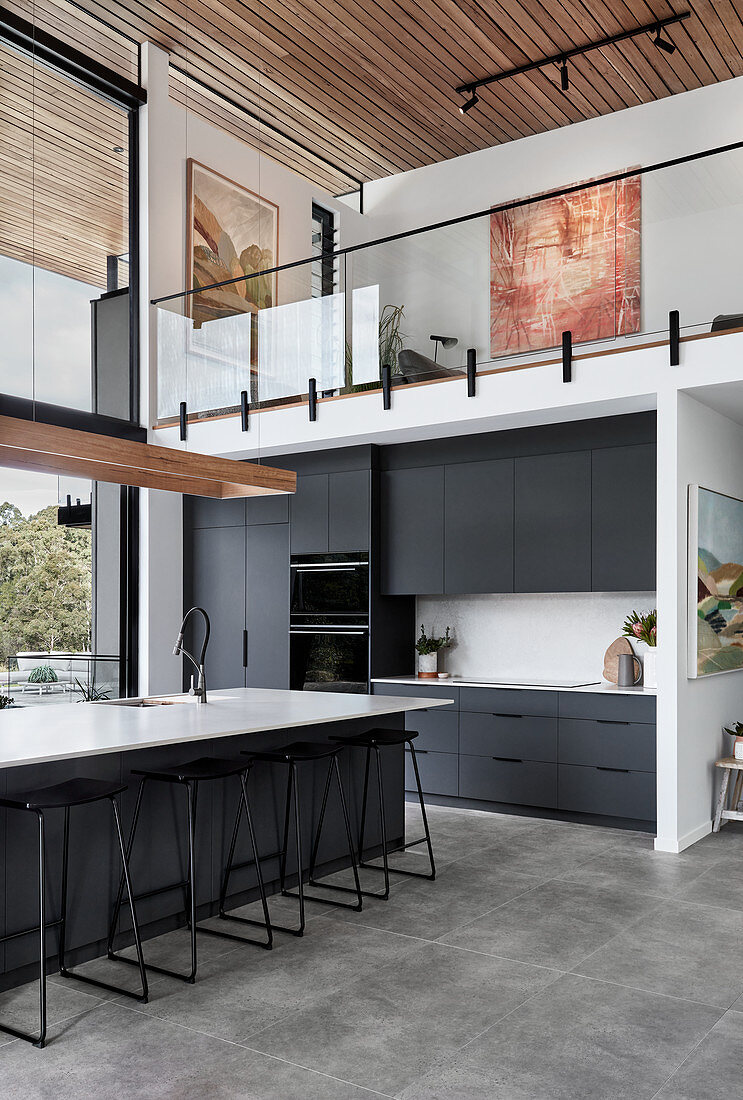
[{"x1": 416, "y1": 592, "x2": 657, "y2": 682}]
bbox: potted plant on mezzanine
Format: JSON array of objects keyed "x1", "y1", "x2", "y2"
[
  {"x1": 622, "y1": 609, "x2": 657, "y2": 688},
  {"x1": 415, "y1": 625, "x2": 452, "y2": 679}
]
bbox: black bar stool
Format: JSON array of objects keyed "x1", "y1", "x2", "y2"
[
  {"x1": 222, "y1": 741, "x2": 362, "y2": 936},
  {"x1": 329, "y1": 727, "x2": 436, "y2": 899},
  {"x1": 0, "y1": 777, "x2": 148, "y2": 1048},
  {"x1": 108, "y1": 755, "x2": 271, "y2": 985}
]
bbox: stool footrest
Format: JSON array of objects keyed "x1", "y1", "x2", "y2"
[
  {"x1": 282, "y1": 887, "x2": 362, "y2": 913},
  {"x1": 129, "y1": 880, "x2": 190, "y2": 904},
  {"x1": 196, "y1": 920, "x2": 272, "y2": 950},
  {"x1": 58, "y1": 966, "x2": 148, "y2": 1003},
  {"x1": 108, "y1": 950, "x2": 195, "y2": 985},
  {"x1": 0, "y1": 1020, "x2": 45, "y2": 1048},
  {"x1": 223, "y1": 848, "x2": 283, "y2": 877}
]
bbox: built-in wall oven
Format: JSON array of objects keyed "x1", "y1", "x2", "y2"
[{"x1": 289, "y1": 554, "x2": 369, "y2": 692}]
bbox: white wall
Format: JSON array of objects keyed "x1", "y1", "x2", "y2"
[
  {"x1": 670, "y1": 392, "x2": 743, "y2": 849},
  {"x1": 416, "y1": 592, "x2": 656, "y2": 683},
  {"x1": 138, "y1": 43, "x2": 363, "y2": 693}
]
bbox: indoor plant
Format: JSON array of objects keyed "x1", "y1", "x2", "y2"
[
  {"x1": 723, "y1": 721, "x2": 743, "y2": 761},
  {"x1": 415, "y1": 625, "x2": 452, "y2": 678},
  {"x1": 622, "y1": 609, "x2": 657, "y2": 688},
  {"x1": 27, "y1": 665, "x2": 58, "y2": 685}
]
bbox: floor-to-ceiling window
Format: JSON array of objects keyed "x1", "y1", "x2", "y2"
[{"x1": 0, "y1": 13, "x2": 143, "y2": 703}]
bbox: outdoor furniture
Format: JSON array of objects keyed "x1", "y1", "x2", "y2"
[{"x1": 713, "y1": 757, "x2": 743, "y2": 831}]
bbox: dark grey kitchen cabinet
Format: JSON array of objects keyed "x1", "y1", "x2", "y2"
[
  {"x1": 329, "y1": 470, "x2": 370, "y2": 552},
  {"x1": 188, "y1": 525, "x2": 246, "y2": 690},
  {"x1": 381, "y1": 466, "x2": 445, "y2": 594},
  {"x1": 291, "y1": 474, "x2": 329, "y2": 554},
  {"x1": 444, "y1": 458, "x2": 514, "y2": 594},
  {"x1": 186, "y1": 495, "x2": 245, "y2": 529},
  {"x1": 405, "y1": 749, "x2": 458, "y2": 796},
  {"x1": 459, "y1": 756, "x2": 557, "y2": 808},
  {"x1": 246, "y1": 493, "x2": 290, "y2": 525},
  {"x1": 246, "y1": 523, "x2": 290, "y2": 688},
  {"x1": 558, "y1": 765, "x2": 656, "y2": 820},
  {"x1": 514, "y1": 451, "x2": 591, "y2": 592},
  {"x1": 591, "y1": 443, "x2": 656, "y2": 592}
]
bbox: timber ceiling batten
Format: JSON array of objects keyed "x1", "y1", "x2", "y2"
[{"x1": 3, "y1": 1, "x2": 743, "y2": 193}]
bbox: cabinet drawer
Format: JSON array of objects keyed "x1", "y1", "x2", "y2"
[
  {"x1": 558, "y1": 764, "x2": 656, "y2": 820},
  {"x1": 404, "y1": 710, "x2": 458, "y2": 753},
  {"x1": 372, "y1": 683, "x2": 459, "y2": 711},
  {"x1": 459, "y1": 687, "x2": 558, "y2": 717},
  {"x1": 558, "y1": 692, "x2": 656, "y2": 724},
  {"x1": 460, "y1": 712, "x2": 557, "y2": 762},
  {"x1": 405, "y1": 749, "x2": 458, "y2": 796},
  {"x1": 459, "y1": 755, "x2": 557, "y2": 808},
  {"x1": 559, "y1": 719, "x2": 656, "y2": 772}
]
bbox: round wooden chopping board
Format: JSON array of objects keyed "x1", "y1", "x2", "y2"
[{"x1": 603, "y1": 636, "x2": 633, "y2": 684}]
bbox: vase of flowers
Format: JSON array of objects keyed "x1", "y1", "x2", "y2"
[
  {"x1": 723, "y1": 722, "x2": 743, "y2": 761},
  {"x1": 622, "y1": 609, "x2": 657, "y2": 688},
  {"x1": 415, "y1": 625, "x2": 452, "y2": 679}
]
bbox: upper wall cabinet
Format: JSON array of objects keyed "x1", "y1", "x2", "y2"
[
  {"x1": 291, "y1": 470, "x2": 370, "y2": 555},
  {"x1": 514, "y1": 452, "x2": 591, "y2": 592},
  {"x1": 381, "y1": 466, "x2": 444, "y2": 594},
  {"x1": 444, "y1": 459, "x2": 514, "y2": 594},
  {"x1": 592, "y1": 443, "x2": 656, "y2": 592}
]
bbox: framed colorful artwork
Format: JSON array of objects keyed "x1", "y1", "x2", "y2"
[
  {"x1": 688, "y1": 485, "x2": 743, "y2": 677},
  {"x1": 186, "y1": 159, "x2": 279, "y2": 328},
  {"x1": 490, "y1": 174, "x2": 641, "y2": 357}
]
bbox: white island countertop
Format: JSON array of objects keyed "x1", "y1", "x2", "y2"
[
  {"x1": 371, "y1": 676, "x2": 657, "y2": 697},
  {"x1": 0, "y1": 688, "x2": 447, "y2": 770}
]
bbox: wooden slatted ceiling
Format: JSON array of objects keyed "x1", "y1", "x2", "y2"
[
  {"x1": 0, "y1": 38, "x2": 129, "y2": 286},
  {"x1": 4, "y1": 0, "x2": 743, "y2": 197}
]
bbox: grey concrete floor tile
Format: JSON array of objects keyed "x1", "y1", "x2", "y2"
[
  {"x1": 684, "y1": 822, "x2": 743, "y2": 860},
  {"x1": 116, "y1": 916, "x2": 425, "y2": 1043},
  {"x1": 574, "y1": 899, "x2": 743, "y2": 1008},
  {"x1": 0, "y1": 976, "x2": 105, "y2": 1040},
  {"x1": 677, "y1": 858, "x2": 743, "y2": 912},
  {"x1": 332, "y1": 858, "x2": 542, "y2": 941},
  {"x1": 399, "y1": 972, "x2": 723, "y2": 1100},
  {"x1": 458, "y1": 822, "x2": 637, "y2": 881},
  {"x1": 440, "y1": 878, "x2": 660, "y2": 970},
  {"x1": 559, "y1": 842, "x2": 715, "y2": 898},
  {"x1": 0, "y1": 1000, "x2": 389, "y2": 1099},
  {"x1": 653, "y1": 1009, "x2": 743, "y2": 1099},
  {"x1": 246, "y1": 940, "x2": 560, "y2": 1095}
]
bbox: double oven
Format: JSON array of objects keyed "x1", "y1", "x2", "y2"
[{"x1": 289, "y1": 554, "x2": 369, "y2": 692}]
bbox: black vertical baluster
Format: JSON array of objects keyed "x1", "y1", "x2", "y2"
[
  {"x1": 561, "y1": 331, "x2": 572, "y2": 383},
  {"x1": 308, "y1": 377, "x2": 317, "y2": 422},
  {"x1": 466, "y1": 348, "x2": 477, "y2": 397},
  {"x1": 669, "y1": 310, "x2": 680, "y2": 367},
  {"x1": 179, "y1": 401, "x2": 187, "y2": 441},
  {"x1": 382, "y1": 364, "x2": 391, "y2": 410},
  {"x1": 240, "y1": 390, "x2": 249, "y2": 431}
]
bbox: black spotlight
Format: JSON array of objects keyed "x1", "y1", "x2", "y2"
[
  {"x1": 653, "y1": 24, "x2": 676, "y2": 54},
  {"x1": 560, "y1": 59, "x2": 569, "y2": 92},
  {"x1": 459, "y1": 93, "x2": 479, "y2": 115}
]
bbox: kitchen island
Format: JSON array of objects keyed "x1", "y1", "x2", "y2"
[{"x1": 0, "y1": 688, "x2": 444, "y2": 990}]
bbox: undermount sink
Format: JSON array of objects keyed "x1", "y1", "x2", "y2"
[{"x1": 97, "y1": 696, "x2": 192, "y2": 707}]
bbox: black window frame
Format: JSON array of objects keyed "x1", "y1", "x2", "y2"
[{"x1": 311, "y1": 202, "x2": 337, "y2": 299}]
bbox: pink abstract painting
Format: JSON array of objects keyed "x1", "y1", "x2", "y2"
[{"x1": 489, "y1": 175, "x2": 641, "y2": 357}]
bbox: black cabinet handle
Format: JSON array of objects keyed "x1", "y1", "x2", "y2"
[
  {"x1": 596, "y1": 720, "x2": 630, "y2": 726},
  {"x1": 242, "y1": 629, "x2": 248, "y2": 668},
  {"x1": 494, "y1": 712, "x2": 522, "y2": 719},
  {"x1": 596, "y1": 766, "x2": 630, "y2": 773},
  {"x1": 492, "y1": 756, "x2": 523, "y2": 764}
]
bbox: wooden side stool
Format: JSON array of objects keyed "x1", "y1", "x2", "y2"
[{"x1": 713, "y1": 757, "x2": 743, "y2": 832}]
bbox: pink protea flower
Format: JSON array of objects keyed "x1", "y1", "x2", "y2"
[
  {"x1": 651, "y1": 626, "x2": 657, "y2": 636},
  {"x1": 632, "y1": 623, "x2": 643, "y2": 637}
]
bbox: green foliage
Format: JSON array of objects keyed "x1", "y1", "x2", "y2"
[
  {"x1": 345, "y1": 304, "x2": 407, "y2": 388},
  {"x1": 0, "y1": 503, "x2": 92, "y2": 661},
  {"x1": 415, "y1": 625, "x2": 452, "y2": 656},
  {"x1": 28, "y1": 665, "x2": 58, "y2": 684},
  {"x1": 74, "y1": 677, "x2": 110, "y2": 702},
  {"x1": 0, "y1": 695, "x2": 13, "y2": 710},
  {"x1": 723, "y1": 722, "x2": 743, "y2": 739},
  {"x1": 622, "y1": 608, "x2": 657, "y2": 648}
]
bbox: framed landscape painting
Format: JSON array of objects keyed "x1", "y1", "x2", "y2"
[
  {"x1": 689, "y1": 485, "x2": 743, "y2": 677},
  {"x1": 186, "y1": 159, "x2": 278, "y2": 328},
  {"x1": 490, "y1": 174, "x2": 641, "y2": 357}
]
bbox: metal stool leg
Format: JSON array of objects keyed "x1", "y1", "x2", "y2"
[
  {"x1": 37, "y1": 810, "x2": 47, "y2": 1049},
  {"x1": 406, "y1": 741, "x2": 436, "y2": 880},
  {"x1": 294, "y1": 755, "x2": 363, "y2": 912},
  {"x1": 107, "y1": 776, "x2": 147, "y2": 957},
  {"x1": 308, "y1": 760, "x2": 335, "y2": 881},
  {"x1": 185, "y1": 780, "x2": 198, "y2": 982}
]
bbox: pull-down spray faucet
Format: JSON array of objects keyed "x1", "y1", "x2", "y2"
[{"x1": 173, "y1": 606, "x2": 211, "y2": 704}]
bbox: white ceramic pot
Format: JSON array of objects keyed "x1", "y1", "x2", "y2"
[
  {"x1": 633, "y1": 641, "x2": 657, "y2": 689},
  {"x1": 418, "y1": 651, "x2": 438, "y2": 678}
]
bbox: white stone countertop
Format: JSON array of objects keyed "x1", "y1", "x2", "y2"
[
  {"x1": 371, "y1": 676, "x2": 657, "y2": 697},
  {"x1": 0, "y1": 688, "x2": 447, "y2": 770}
]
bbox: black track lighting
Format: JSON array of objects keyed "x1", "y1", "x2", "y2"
[
  {"x1": 459, "y1": 92, "x2": 479, "y2": 115},
  {"x1": 560, "y1": 59, "x2": 569, "y2": 92},
  {"x1": 652, "y1": 23, "x2": 676, "y2": 54}
]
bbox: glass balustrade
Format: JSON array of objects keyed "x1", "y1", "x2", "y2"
[{"x1": 154, "y1": 141, "x2": 743, "y2": 423}]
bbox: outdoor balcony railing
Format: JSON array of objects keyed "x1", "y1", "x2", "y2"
[{"x1": 154, "y1": 138, "x2": 743, "y2": 427}]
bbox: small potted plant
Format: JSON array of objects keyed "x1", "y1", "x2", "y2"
[
  {"x1": 415, "y1": 625, "x2": 452, "y2": 679},
  {"x1": 622, "y1": 609, "x2": 657, "y2": 688},
  {"x1": 0, "y1": 695, "x2": 13, "y2": 710},
  {"x1": 723, "y1": 722, "x2": 743, "y2": 761}
]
